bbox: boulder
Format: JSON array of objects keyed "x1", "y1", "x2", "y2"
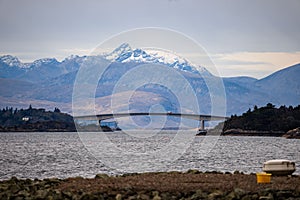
[{"x1": 283, "y1": 127, "x2": 300, "y2": 139}]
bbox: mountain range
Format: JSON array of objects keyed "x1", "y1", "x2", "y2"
[{"x1": 0, "y1": 43, "x2": 299, "y2": 120}]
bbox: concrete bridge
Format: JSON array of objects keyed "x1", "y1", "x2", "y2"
[{"x1": 74, "y1": 112, "x2": 228, "y2": 130}]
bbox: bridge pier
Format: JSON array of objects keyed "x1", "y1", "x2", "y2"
[{"x1": 200, "y1": 120, "x2": 205, "y2": 130}]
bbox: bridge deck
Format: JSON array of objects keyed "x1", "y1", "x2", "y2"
[{"x1": 73, "y1": 112, "x2": 228, "y2": 121}]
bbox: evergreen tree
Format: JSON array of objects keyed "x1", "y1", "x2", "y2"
[
  {"x1": 54, "y1": 107, "x2": 61, "y2": 113},
  {"x1": 254, "y1": 105, "x2": 258, "y2": 111}
]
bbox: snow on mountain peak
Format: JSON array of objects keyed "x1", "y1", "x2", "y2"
[
  {"x1": 0, "y1": 55, "x2": 60, "y2": 69},
  {"x1": 65, "y1": 54, "x2": 79, "y2": 60},
  {"x1": 105, "y1": 43, "x2": 132, "y2": 61},
  {"x1": 32, "y1": 58, "x2": 59, "y2": 67},
  {"x1": 0, "y1": 55, "x2": 25, "y2": 68},
  {"x1": 105, "y1": 43, "x2": 207, "y2": 75}
]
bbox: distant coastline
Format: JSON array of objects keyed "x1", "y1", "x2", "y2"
[
  {"x1": 1, "y1": 104, "x2": 300, "y2": 139},
  {"x1": 0, "y1": 106, "x2": 76, "y2": 132},
  {"x1": 212, "y1": 103, "x2": 300, "y2": 139}
]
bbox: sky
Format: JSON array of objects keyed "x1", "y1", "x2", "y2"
[{"x1": 0, "y1": 0, "x2": 300, "y2": 78}]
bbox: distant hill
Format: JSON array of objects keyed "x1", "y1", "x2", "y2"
[
  {"x1": 0, "y1": 44, "x2": 300, "y2": 118},
  {"x1": 255, "y1": 63, "x2": 300, "y2": 106}
]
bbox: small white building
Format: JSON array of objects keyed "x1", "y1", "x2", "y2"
[{"x1": 22, "y1": 117, "x2": 30, "y2": 122}]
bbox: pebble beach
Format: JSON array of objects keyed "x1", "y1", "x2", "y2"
[{"x1": 1, "y1": 170, "x2": 300, "y2": 200}]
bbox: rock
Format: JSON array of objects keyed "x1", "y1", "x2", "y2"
[
  {"x1": 122, "y1": 173, "x2": 139, "y2": 177},
  {"x1": 127, "y1": 195, "x2": 137, "y2": 200},
  {"x1": 276, "y1": 190, "x2": 294, "y2": 199},
  {"x1": 95, "y1": 173, "x2": 109, "y2": 179},
  {"x1": 7, "y1": 176, "x2": 18, "y2": 186},
  {"x1": 241, "y1": 195, "x2": 252, "y2": 200},
  {"x1": 226, "y1": 191, "x2": 236, "y2": 200},
  {"x1": 208, "y1": 190, "x2": 224, "y2": 200},
  {"x1": 283, "y1": 127, "x2": 300, "y2": 139},
  {"x1": 152, "y1": 191, "x2": 162, "y2": 200},
  {"x1": 35, "y1": 189, "x2": 49, "y2": 199},
  {"x1": 8, "y1": 183, "x2": 21, "y2": 194},
  {"x1": 167, "y1": 171, "x2": 183, "y2": 175},
  {"x1": 186, "y1": 169, "x2": 201, "y2": 174},
  {"x1": 81, "y1": 193, "x2": 105, "y2": 200},
  {"x1": 226, "y1": 189, "x2": 247, "y2": 200},
  {"x1": 137, "y1": 193, "x2": 150, "y2": 200},
  {"x1": 17, "y1": 190, "x2": 30, "y2": 197},
  {"x1": 234, "y1": 188, "x2": 246, "y2": 198},
  {"x1": 10, "y1": 195, "x2": 24, "y2": 200},
  {"x1": 191, "y1": 189, "x2": 207, "y2": 199},
  {"x1": 251, "y1": 194, "x2": 259, "y2": 200},
  {"x1": 0, "y1": 193, "x2": 9, "y2": 200},
  {"x1": 0, "y1": 184, "x2": 8, "y2": 192},
  {"x1": 152, "y1": 191, "x2": 159, "y2": 197},
  {"x1": 116, "y1": 193, "x2": 122, "y2": 200},
  {"x1": 233, "y1": 170, "x2": 243, "y2": 175},
  {"x1": 259, "y1": 189, "x2": 275, "y2": 197},
  {"x1": 47, "y1": 189, "x2": 62, "y2": 199},
  {"x1": 62, "y1": 191, "x2": 74, "y2": 199},
  {"x1": 161, "y1": 192, "x2": 178, "y2": 200},
  {"x1": 44, "y1": 178, "x2": 61, "y2": 185},
  {"x1": 259, "y1": 193, "x2": 274, "y2": 200},
  {"x1": 153, "y1": 195, "x2": 161, "y2": 200}
]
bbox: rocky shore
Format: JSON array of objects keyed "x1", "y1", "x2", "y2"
[
  {"x1": 1, "y1": 171, "x2": 300, "y2": 200},
  {"x1": 0, "y1": 121, "x2": 76, "y2": 132},
  {"x1": 215, "y1": 128, "x2": 300, "y2": 139},
  {"x1": 221, "y1": 129, "x2": 285, "y2": 137}
]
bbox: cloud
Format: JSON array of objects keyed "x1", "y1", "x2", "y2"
[
  {"x1": 212, "y1": 51, "x2": 300, "y2": 78},
  {"x1": 60, "y1": 48, "x2": 93, "y2": 56}
]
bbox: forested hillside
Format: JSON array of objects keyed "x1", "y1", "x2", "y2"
[
  {"x1": 222, "y1": 103, "x2": 300, "y2": 133},
  {"x1": 0, "y1": 105, "x2": 75, "y2": 131}
]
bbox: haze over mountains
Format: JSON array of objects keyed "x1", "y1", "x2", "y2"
[{"x1": 0, "y1": 43, "x2": 299, "y2": 117}]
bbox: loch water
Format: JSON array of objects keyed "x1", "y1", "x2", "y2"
[{"x1": 0, "y1": 131, "x2": 299, "y2": 180}]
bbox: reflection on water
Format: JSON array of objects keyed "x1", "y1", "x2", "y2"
[{"x1": 0, "y1": 131, "x2": 299, "y2": 180}]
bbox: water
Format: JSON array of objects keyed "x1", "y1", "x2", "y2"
[{"x1": 0, "y1": 131, "x2": 299, "y2": 180}]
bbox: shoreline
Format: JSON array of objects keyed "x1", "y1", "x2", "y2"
[{"x1": 1, "y1": 171, "x2": 300, "y2": 199}]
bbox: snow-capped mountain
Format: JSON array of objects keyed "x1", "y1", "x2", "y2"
[
  {"x1": 0, "y1": 43, "x2": 210, "y2": 81},
  {"x1": 0, "y1": 54, "x2": 85, "y2": 82},
  {"x1": 105, "y1": 43, "x2": 206, "y2": 75},
  {"x1": 0, "y1": 55, "x2": 29, "y2": 68},
  {"x1": 0, "y1": 55, "x2": 59, "y2": 69},
  {"x1": 0, "y1": 44, "x2": 300, "y2": 116},
  {"x1": 31, "y1": 58, "x2": 59, "y2": 68}
]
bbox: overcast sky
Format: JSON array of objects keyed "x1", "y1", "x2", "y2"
[{"x1": 0, "y1": 0, "x2": 299, "y2": 78}]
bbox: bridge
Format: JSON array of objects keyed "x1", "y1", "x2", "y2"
[{"x1": 74, "y1": 112, "x2": 228, "y2": 130}]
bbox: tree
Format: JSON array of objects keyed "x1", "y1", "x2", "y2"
[
  {"x1": 247, "y1": 108, "x2": 251, "y2": 113},
  {"x1": 266, "y1": 103, "x2": 275, "y2": 108},
  {"x1": 254, "y1": 105, "x2": 258, "y2": 111},
  {"x1": 54, "y1": 107, "x2": 61, "y2": 113}
]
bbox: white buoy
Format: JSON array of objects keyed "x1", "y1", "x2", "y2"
[{"x1": 263, "y1": 159, "x2": 296, "y2": 176}]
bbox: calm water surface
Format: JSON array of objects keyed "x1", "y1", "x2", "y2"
[{"x1": 0, "y1": 131, "x2": 299, "y2": 180}]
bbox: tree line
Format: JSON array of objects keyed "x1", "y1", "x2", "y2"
[
  {"x1": 223, "y1": 103, "x2": 300, "y2": 132},
  {"x1": 0, "y1": 105, "x2": 74, "y2": 128}
]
